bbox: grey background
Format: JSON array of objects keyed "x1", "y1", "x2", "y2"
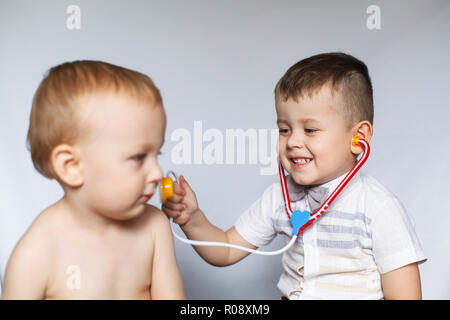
[{"x1": 1, "y1": 0, "x2": 449, "y2": 299}]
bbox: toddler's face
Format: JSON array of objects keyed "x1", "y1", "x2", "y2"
[
  {"x1": 76, "y1": 93, "x2": 165, "y2": 220},
  {"x1": 276, "y1": 85, "x2": 356, "y2": 186}
]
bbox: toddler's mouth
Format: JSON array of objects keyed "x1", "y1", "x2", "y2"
[{"x1": 140, "y1": 193, "x2": 154, "y2": 203}]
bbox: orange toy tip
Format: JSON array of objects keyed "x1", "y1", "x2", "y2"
[
  {"x1": 160, "y1": 177, "x2": 174, "y2": 202},
  {"x1": 352, "y1": 136, "x2": 362, "y2": 147}
]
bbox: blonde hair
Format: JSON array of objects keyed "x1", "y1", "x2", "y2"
[{"x1": 27, "y1": 60, "x2": 162, "y2": 179}]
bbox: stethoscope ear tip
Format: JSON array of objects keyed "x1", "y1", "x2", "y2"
[{"x1": 352, "y1": 135, "x2": 362, "y2": 147}]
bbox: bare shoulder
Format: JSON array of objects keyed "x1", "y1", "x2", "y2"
[
  {"x1": 137, "y1": 204, "x2": 172, "y2": 236},
  {"x1": 128, "y1": 205, "x2": 174, "y2": 250},
  {"x1": 2, "y1": 204, "x2": 60, "y2": 298},
  {"x1": 10, "y1": 205, "x2": 59, "y2": 263}
]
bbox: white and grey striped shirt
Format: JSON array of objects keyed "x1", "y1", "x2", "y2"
[{"x1": 235, "y1": 171, "x2": 427, "y2": 299}]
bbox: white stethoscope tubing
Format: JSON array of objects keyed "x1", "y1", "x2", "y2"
[
  {"x1": 171, "y1": 222, "x2": 298, "y2": 256},
  {"x1": 167, "y1": 170, "x2": 298, "y2": 255}
]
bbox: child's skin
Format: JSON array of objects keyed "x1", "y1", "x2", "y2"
[
  {"x1": 163, "y1": 83, "x2": 422, "y2": 299},
  {"x1": 2, "y1": 92, "x2": 185, "y2": 299}
]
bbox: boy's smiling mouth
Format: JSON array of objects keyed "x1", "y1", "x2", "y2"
[{"x1": 290, "y1": 157, "x2": 313, "y2": 169}]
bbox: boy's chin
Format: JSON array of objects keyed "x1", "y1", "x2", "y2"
[{"x1": 288, "y1": 171, "x2": 320, "y2": 186}]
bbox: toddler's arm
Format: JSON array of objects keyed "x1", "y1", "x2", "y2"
[
  {"x1": 1, "y1": 230, "x2": 49, "y2": 299},
  {"x1": 162, "y1": 176, "x2": 256, "y2": 267},
  {"x1": 381, "y1": 262, "x2": 422, "y2": 299},
  {"x1": 149, "y1": 210, "x2": 186, "y2": 299}
]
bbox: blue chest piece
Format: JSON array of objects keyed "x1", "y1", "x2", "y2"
[{"x1": 290, "y1": 210, "x2": 310, "y2": 235}]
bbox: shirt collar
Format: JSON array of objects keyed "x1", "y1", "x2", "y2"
[{"x1": 318, "y1": 170, "x2": 361, "y2": 198}]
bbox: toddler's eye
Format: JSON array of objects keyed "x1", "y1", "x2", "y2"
[
  {"x1": 305, "y1": 128, "x2": 317, "y2": 133},
  {"x1": 279, "y1": 128, "x2": 290, "y2": 134},
  {"x1": 133, "y1": 153, "x2": 146, "y2": 162}
]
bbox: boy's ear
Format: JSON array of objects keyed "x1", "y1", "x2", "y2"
[
  {"x1": 350, "y1": 121, "x2": 373, "y2": 155},
  {"x1": 51, "y1": 144, "x2": 84, "y2": 187}
]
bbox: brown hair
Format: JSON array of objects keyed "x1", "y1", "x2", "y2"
[
  {"x1": 275, "y1": 52, "x2": 374, "y2": 128},
  {"x1": 27, "y1": 60, "x2": 162, "y2": 179}
]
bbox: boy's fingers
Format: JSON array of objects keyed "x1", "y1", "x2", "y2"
[
  {"x1": 163, "y1": 201, "x2": 185, "y2": 212},
  {"x1": 180, "y1": 175, "x2": 193, "y2": 194},
  {"x1": 167, "y1": 190, "x2": 184, "y2": 203},
  {"x1": 161, "y1": 206, "x2": 181, "y2": 219},
  {"x1": 173, "y1": 181, "x2": 186, "y2": 196},
  {"x1": 167, "y1": 211, "x2": 181, "y2": 220}
]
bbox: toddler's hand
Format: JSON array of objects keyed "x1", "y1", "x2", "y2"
[{"x1": 162, "y1": 175, "x2": 199, "y2": 225}]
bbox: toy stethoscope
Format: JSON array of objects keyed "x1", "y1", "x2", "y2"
[{"x1": 161, "y1": 136, "x2": 370, "y2": 255}]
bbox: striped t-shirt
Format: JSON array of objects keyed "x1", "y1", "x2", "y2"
[{"x1": 235, "y1": 171, "x2": 427, "y2": 299}]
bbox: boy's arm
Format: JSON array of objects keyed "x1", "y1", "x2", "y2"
[
  {"x1": 162, "y1": 176, "x2": 256, "y2": 267},
  {"x1": 1, "y1": 232, "x2": 49, "y2": 299},
  {"x1": 370, "y1": 197, "x2": 426, "y2": 300},
  {"x1": 381, "y1": 262, "x2": 422, "y2": 299},
  {"x1": 181, "y1": 208, "x2": 256, "y2": 266},
  {"x1": 150, "y1": 210, "x2": 186, "y2": 300}
]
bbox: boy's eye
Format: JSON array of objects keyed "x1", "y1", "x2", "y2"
[
  {"x1": 279, "y1": 128, "x2": 290, "y2": 134},
  {"x1": 305, "y1": 128, "x2": 317, "y2": 133}
]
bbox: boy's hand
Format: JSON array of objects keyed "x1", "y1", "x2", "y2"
[{"x1": 162, "y1": 175, "x2": 199, "y2": 225}]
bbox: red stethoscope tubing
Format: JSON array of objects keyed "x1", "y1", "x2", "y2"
[{"x1": 278, "y1": 138, "x2": 370, "y2": 236}]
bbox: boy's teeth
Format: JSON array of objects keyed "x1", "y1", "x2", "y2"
[{"x1": 293, "y1": 159, "x2": 312, "y2": 164}]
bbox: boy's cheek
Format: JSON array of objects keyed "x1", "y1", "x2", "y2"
[{"x1": 278, "y1": 153, "x2": 291, "y2": 169}]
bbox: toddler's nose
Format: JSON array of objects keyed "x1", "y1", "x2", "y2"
[{"x1": 147, "y1": 164, "x2": 164, "y2": 184}]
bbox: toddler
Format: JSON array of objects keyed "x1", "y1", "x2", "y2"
[{"x1": 2, "y1": 60, "x2": 185, "y2": 299}]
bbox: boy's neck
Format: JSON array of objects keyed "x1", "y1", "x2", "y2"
[{"x1": 308, "y1": 158, "x2": 357, "y2": 187}]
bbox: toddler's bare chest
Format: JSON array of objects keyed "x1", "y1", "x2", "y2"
[{"x1": 45, "y1": 233, "x2": 154, "y2": 299}]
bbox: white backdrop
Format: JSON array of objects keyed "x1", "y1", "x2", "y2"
[{"x1": 1, "y1": 0, "x2": 449, "y2": 299}]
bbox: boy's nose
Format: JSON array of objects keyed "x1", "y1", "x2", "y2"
[{"x1": 286, "y1": 132, "x2": 304, "y2": 149}]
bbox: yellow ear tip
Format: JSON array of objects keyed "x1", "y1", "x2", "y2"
[
  {"x1": 352, "y1": 136, "x2": 361, "y2": 147},
  {"x1": 160, "y1": 177, "x2": 174, "y2": 202}
]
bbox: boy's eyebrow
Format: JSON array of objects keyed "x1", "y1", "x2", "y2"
[
  {"x1": 277, "y1": 118, "x2": 321, "y2": 125},
  {"x1": 300, "y1": 118, "x2": 321, "y2": 124}
]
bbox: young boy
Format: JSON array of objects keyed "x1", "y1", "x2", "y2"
[
  {"x1": 1, "y1": 61, "x2": 185, "y2": 299},
  {"x1": 163, "y1": 52, "x2": 426, "y2": 300}
]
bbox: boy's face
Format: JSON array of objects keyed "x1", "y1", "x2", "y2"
[
  {"x1": 276, "y1": 85, "x2": 356, "y2": 186},
  {"x1": 76, "y1": 92, "x2": 165, "y2": 221}
]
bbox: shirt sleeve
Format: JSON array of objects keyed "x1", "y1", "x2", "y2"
[
  {"x1": 234, "y1": 184, "x2": 279, "y2": 247},
  {"x1": 370, "y1": 196, "x2": 427, "y2": 274}
]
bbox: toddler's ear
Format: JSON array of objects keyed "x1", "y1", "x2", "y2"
[
  {"x1": 350, "y1": 121, "x2": 373, "y2": 155},
  {"x1": 51, "y1": 144, "x2": 84, "y2": 187}
]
